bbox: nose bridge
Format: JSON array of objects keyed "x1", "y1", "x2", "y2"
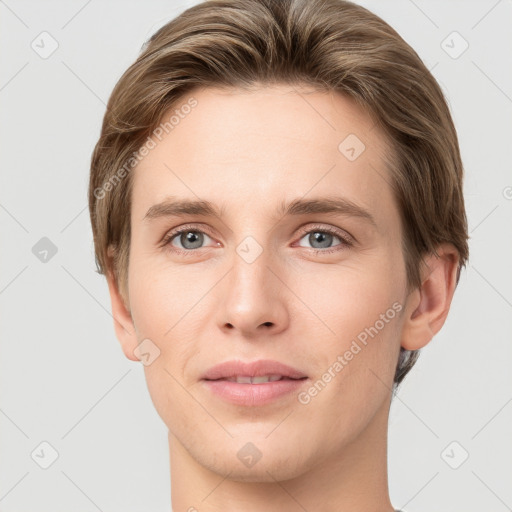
[
  {"x1": 230, "y1": 233, "x2": 274, "y2": 305},
  {"x1": 217, "y1": 231, "x2": 287, "y2": 334}
]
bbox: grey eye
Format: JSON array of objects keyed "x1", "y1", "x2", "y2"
[
  {"x1": 298, "y1": 231, "x2": 342, "y2": 249},
  {"x1": 173, "y1": 230, "x2": 212, "y2": 250}
]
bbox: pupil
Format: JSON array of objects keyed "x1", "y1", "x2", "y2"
[
  {"x1": 311, "y1": 232, "x2": 332, "y2": 249},
  {"x1": 182, "y1": 231, "x2": 203, "y2": 249}
]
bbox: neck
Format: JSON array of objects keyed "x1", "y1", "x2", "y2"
[{"x1": 169, "y1": 394, "x2": 395, "y2": 512}]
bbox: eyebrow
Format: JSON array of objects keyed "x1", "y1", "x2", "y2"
[{"x1": 143, "y1": 195, "x2": 377, "y2": 228}]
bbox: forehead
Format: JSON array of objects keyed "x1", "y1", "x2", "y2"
[{"x1": 131, "y1": 85, "x2": 397, "y2": 228}]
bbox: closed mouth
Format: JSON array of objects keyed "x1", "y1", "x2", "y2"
[{"x1": 206, "y1": 375, "x2": 308, "y2": 384}]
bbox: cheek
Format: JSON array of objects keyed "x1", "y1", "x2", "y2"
[
  {"x1": 128, "y1": 258, "x2": 200, "y2": 334},
  {"x1": 127, "y1": 259, "x2": 211, "y2": 379},
  {"x1": 299, "y1": 254, "x2": 403, "y2": 328},
  {"x1": 292, "y1": 268, "x2": 403, "y2": 437},
  {"x1": 127, "y1": 264, "x2": 204, "y2": 428},
  {"x1": 294, "y1": 259, "x2": 404, "y2": 382}
]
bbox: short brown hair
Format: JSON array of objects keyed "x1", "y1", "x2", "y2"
[{"x1": 88, "y1": 0, "x2": 469, "y2": 386}]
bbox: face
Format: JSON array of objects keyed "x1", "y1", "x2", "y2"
[{"x1": 123, "y1": 85, "x2": 411, "y2": 481}]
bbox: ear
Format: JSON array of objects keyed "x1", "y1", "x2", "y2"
[
  {"x1": 105, "y1": 247, "x2": 139, "y2": 362},
  {"x1": 400, "y1": 243, "x2": 460, "y2": 351}
]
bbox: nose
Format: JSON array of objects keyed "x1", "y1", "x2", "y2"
[{"x1": 217, "y1": 244, "x2": 289, "y2": 338}]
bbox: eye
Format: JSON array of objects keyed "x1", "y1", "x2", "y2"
[
  {"x1": 161, "y1": 224, "x2": 353, "y2": 256},
  {"x1": 296, "y1": 225, "x2": 353, "y2": 254},
  {"x1": 162, "y1": 225, "x2": 217, "y2": 254}
]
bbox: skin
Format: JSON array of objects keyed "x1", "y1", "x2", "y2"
[{"x1": 106, "y1": 85, "x2": 460, "y2": 512}]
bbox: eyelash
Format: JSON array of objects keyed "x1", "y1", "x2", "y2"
[{"x1": 161, "y1": 223, "x2": 354, "y2": 257}]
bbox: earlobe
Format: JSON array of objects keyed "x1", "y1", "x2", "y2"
[
  {"x1": 400, "y1": 243, "x2": 460, "y2": 351},
  {"x1": 105, "y1": 255, "x2": 139, "y2": 362}
]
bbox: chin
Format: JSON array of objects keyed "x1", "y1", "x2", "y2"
[{"x1": 207, "y1": 455, "x2": 309, "y2": 483}]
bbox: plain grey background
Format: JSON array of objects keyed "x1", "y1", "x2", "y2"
[{"x1": 1, "y1": 0, "x2": 511, "y2": 511}]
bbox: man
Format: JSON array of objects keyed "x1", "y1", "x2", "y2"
[{"x1": 88, "y1": 1, "x2": 469, "y2": 510}]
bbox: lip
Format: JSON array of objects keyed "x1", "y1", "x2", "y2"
[
  {"x1": 201, "y1": 359, "x2": 308, "y2": 406},
  {"x1": 201, "y1": 359, "x2": 307, "y2": 380}
]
